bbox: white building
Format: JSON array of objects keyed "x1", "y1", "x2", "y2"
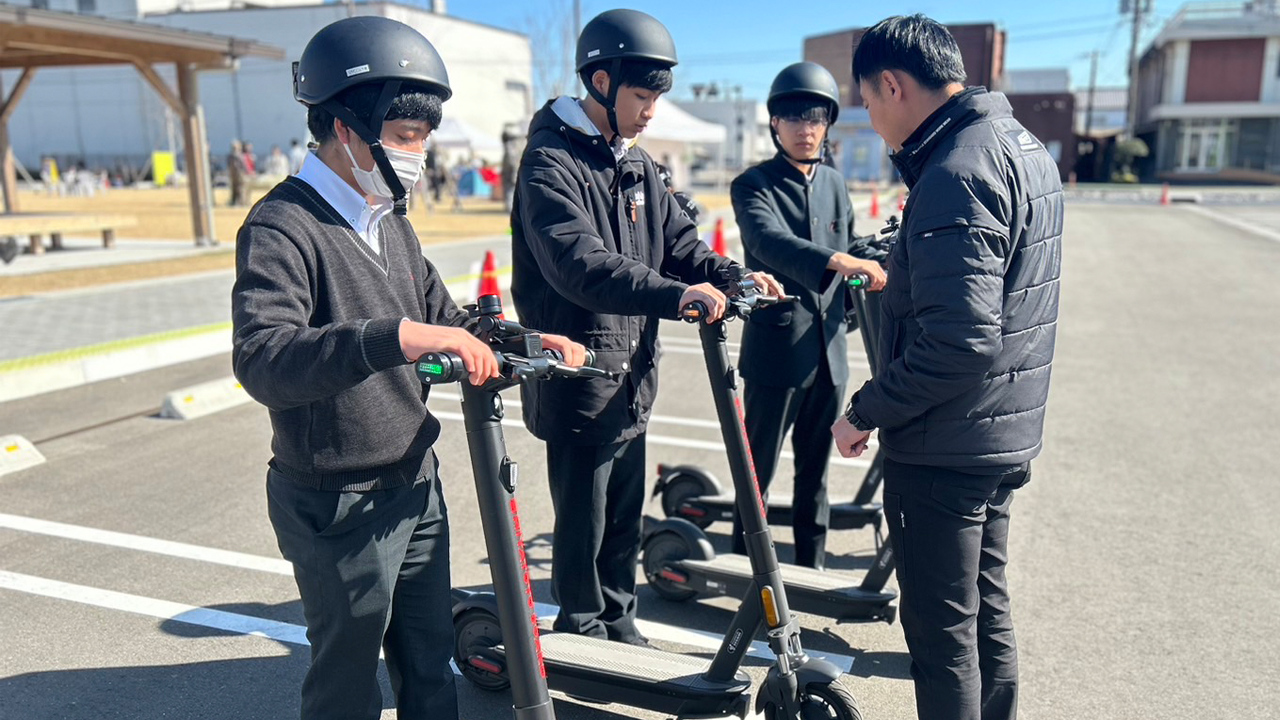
[
  {"x1": 2, "y1": 0, "x2": 532, "y2": 171},
  {"x1": 673, "y1": 99, "x2": 771, "y2": 171}
]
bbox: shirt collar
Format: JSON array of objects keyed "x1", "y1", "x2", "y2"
[
  {"x1": 294, "y1": 151, "x2": 390, "y2": 237},
  {"x1": 551, "y1": 95, "x2": 633, "y2": 162}
]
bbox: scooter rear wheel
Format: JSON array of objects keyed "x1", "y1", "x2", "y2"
[
  {"x1": 660, "y1": 471, "x2": 717, "y2": 529},
  {"x1": 641, "y1": 530, "x2": 699, "y2": 601},
  {"x1": 454, "y1": 608, "x2": 510, "y2": 691}
]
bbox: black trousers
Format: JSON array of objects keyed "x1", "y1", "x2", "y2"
[
  {"x1": 733, "y1": 368, "x2": 844, "y2": 568},
  {"x1": 882, "y1": 458, "x2": 1029, "y2": 720},
  {"x1": 545, "y1": 435, "x2": 646, "y2": 643},
  {"x1": 266, "y1": 458, "x2": 457, "y2": 720}
]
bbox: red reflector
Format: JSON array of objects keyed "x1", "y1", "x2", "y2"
[
  {"x1": 659, "y1": 569, "x2": 688, "y2": 584},
  {"x1": 468, "y1": 656, "x2": 503, "y2": 675},
  {"x1": 680, "y1": 505, "x2": 707, "y2": 517}
]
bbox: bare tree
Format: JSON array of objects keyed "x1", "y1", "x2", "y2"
[{"x1": 522, "y1": 0, "x2": 577, "y2": 104}]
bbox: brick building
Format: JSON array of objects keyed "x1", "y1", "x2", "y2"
[{"x1": 1136, "y1": 1, "x2": 1280, "y2": 182}]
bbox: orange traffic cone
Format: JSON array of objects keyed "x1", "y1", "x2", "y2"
[
  {"x1": 476, "y1": 250, "x2": 504, "y2": 316},
  {"x1": 897, "y1": 190, "x2": 906, "y2": 211},
  {"x1": 1160, "y1": 183, "x2": 1170, "y2": 206},
  {"x1": 869, "y1": 187, "x2": 881, "y2": 219},
  {"x1": 712, "y1": 217, "x2": 728, "y2": 257}
]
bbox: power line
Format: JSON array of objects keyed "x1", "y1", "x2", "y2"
[{"x1": 1009, "y1": 21, "x2": 1127, "y2": 43}]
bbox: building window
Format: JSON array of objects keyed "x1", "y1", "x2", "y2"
[
  {"x1": 1177, "y1": 118, "x2": 1236, "y2": 172},
  {"x1": 31, "y1": 0, "x2": 49, "y2": 9}
]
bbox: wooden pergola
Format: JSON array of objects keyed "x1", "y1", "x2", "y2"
[{"x1": 0, "y1": 4, "x2": 283, "y2": 246}]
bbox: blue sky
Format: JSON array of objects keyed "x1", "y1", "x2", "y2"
[{"x1": 445, "y1": 0, "x2": 1175, "y2": 101}]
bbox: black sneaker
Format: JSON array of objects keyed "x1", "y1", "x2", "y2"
[{"x1": 617, "y1": 634, "x2": 653, "y2": 648}]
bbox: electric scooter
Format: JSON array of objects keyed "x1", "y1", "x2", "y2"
[
  {"x1": 653, "y1": 273, "x2": 888, "y2": 541},
  {"x1": 428, "y1": 295, "x2": 861, "y2": 719},
  {"x1": 642, "y1": 271, "x2": 898, "y2": 625}
]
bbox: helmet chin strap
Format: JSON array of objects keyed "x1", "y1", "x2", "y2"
[
  {"x1": 584, "y1": 58, "x2": 624, "y2": 141},
  {"x1": 323, "y1": 80, "x2": 411, "y2": 215}
]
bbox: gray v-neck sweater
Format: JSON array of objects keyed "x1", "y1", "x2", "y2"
[{"x1": 232, "y1": 177, "x2": 473, "y2": 491}]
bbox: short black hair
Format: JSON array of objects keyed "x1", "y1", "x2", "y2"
[
  {"x1": 769, "y1": 96, "x2": 830, "y2": 124},
  {"x1": 581, "y1": 58, "x2": 674, "y2": 95},
  {"x1": 852, "y1": 14, "x2": 966, "y2": 93},
  {"x1": 307, "y1": 83, "x2": 445, "y2": 146}
]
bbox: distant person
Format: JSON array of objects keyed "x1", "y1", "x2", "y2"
[
  {"x1": 288, "y1": 138, "x2": 307, "y2": 174},
  {"x1": 832, "y1": 15, "x2": 1063, "y2": 720},
  {"x1": 226, "y1": 140, "x2": 247, "y2": 207},
  {"x1": 242, "y1": 142, "x2": 258, "y2": 176},
  {"x1": 264, "y1": 144, "x2": 290, "y2": 177},
  {"x1": 500, "y1": 128, "x2": 519, "y2": 213}
]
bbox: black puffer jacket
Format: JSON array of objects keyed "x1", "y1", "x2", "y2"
[
  {"x1": 852, "y1": 88, "x2": 1063, "y2": 472},
  {"x1": 511, "y1": 98, "x2": 736, "y2": 446}
]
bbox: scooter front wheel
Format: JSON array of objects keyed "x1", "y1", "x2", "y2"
[{"x1": 763, "y1": 679, "x2": 862, "y2": 720}]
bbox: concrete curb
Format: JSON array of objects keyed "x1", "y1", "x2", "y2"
[
  {"x1": 160, "y1": 377, "x2": 252, "y2": 421},
  {"x1": 0, "y1": 324, "x2": 232, "y2": 404},
  {"x1": 0, "y1": 435, "x2": 46, "y2": 477}
]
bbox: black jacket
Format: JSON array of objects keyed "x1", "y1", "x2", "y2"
[
  {"x1": 732, "y1": 155, "x2": 885, "y2": 389},
  {"x1": 511, "y1": 98, "x2": 736, "y2": 445},
  {"x1": 851, "y1": 88, "x2": 1063, "y2": 472}
]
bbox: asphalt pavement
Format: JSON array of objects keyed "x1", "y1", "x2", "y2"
[{"x1": 2, "y1": 202, "x2": 1279, "y2": 719}]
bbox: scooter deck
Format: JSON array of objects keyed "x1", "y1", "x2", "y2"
[
  {"x1": 678, "y1": 553, "x2": 897, "y2": 622},
  {"x1": 492, "y1": 632, "x2": 751, "y2": 716},
  {"x1": 687, "y1": 492, "x2": 882, "y2": 529}
]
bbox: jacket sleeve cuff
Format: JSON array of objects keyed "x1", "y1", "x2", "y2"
[
  {"x1": 360, "y1": 317, "x2": 411, "y2": 373},
  {"x1": 653, "y1": 282, "x2": 690, "y2": 320}
]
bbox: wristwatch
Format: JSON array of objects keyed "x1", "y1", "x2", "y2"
[{"x1": 844, "y1": 394, "x2": 875, "y2": 432}]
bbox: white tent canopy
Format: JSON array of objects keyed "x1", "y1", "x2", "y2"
[
  {"x1": 643, "y1": 98, "x2": 728, "y2": 143},
  {"x1": 432, "y1": 116, "x2": 503, "y2": 155},
  {"x1": 638, "y1": 98, "x2": 727, "y2": 189}
]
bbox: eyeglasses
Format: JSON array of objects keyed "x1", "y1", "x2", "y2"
[{"x1": 779, "y1": 116, "x2": 829, "y2": 130}]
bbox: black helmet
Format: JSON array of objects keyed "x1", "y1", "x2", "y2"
[
  {"x1": 575, "y1": 9, "x2": 677, "y2": 138},
  {"x1": 575, "y1": 9, "x2": 678, "y2": 72},
  {"x1": 294, "y1": 16, "x2": 451, "y2": 105},
  {"x1": 767, "y1": 62, "x2": 840, "y2": 125},
  {"x1": 766, "y1": 62, "x2": 839, "y2": 166},
  {"x1": 293, "y1": 17, "x2": 450, "y2": 211}
]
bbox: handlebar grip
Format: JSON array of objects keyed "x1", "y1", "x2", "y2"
[
  {"x1": 847, "y1": 272, "x2": 870, "y2": 289},
  {"x1": 543, "y1": 347, "x2": 598, "y2": 368},
  {"x1": 680, "y1": 300, "x2": 707, "y2": 324},
  {"x1": 415, "y1": 352, "x2": 469, "y2": 385}
]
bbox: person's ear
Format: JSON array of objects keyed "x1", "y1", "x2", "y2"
[
  {"x1": 591, "y1": 69, "x2": 611, "y2": 97},
  {"x1": 771, "y1": 117, "x2": 780, "y2": 132},
  {"x1": 333, "y1": 117, "x2": 351, "y2": 145},
  {"x1": 880, "y1": 70, "x2": 901, "y2": 101}
]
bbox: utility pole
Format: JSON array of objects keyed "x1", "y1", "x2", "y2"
[
  {"x1": 1124, "y1": 0, "x2": 1149, "y2": 139},
  {"x1": 1085, "y1": 50, "x2": 1099, "y2": 138}
]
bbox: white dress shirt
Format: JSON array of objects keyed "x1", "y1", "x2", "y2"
[{"x1": 294, "y1": 151, "x2": 393, "y2": 256}]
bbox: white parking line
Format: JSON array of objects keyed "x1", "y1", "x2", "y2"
[
  {"x1": 428, "y1": 393, "x2": 875, "y2": 467},
  {"x1": 0, "y1": 569, "x2": 310, "y2": 645},
  {"x1": 0, "y1": 513, "x2": 855, "y2": 674},
  {"x1": 0, "y1": 572, "x2": 784, "y2": 718},
  {"x1": 1181, "y1": 205, "x2": 1280, "y2": 245}
]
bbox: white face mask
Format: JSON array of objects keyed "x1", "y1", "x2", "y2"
[{"x1": 342, "y1": 141, "x2": 426, "y2": 201}]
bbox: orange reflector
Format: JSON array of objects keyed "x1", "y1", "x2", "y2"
[{"x1": 761, "y1": 585, "x2": 780, "y2": 627}]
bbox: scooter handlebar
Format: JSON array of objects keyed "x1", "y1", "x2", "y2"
[
  {"x1": 416, "y1": 349, "x2": 615, "y2": 386},
  {"x1": 847, "y1": 272, "x2": 870, "y2": 289}
]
